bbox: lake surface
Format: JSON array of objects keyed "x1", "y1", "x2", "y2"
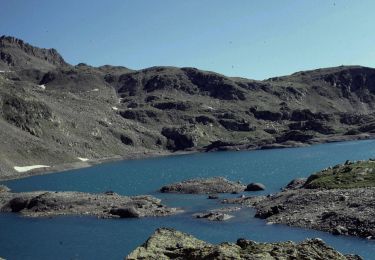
[{"x1": 1, "y1": 140, "x2": 375, "y2": 259}]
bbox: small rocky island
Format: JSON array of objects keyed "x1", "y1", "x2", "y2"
[
  {"x1": 126, "y1": 228, "x2": 361, "y2": 259},
  {"x1": 0, "y1": 187, "x2": 180, "y2": 218},
  {"x1": 160, "y1": 177, "x2": 248, "y2": 194},
  {"x1": 228, "y1": 160, "x2": 375, "y2": 239}
]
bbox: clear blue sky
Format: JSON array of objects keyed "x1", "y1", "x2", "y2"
[{"x1": 1, "y1": 0, "x2": 374, "y2": 80}]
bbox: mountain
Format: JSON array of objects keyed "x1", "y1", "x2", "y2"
[{"x1": 1, "y1": 35, "x2": 375, "y2": 179}]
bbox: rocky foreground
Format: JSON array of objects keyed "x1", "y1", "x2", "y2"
[
  {"x1": 227, "y1": 160, "x2": 375, "y2": 239},
  {"x1": 0, "y1": 187, "x2": 180, "y2": 218},
  {"x1": 126, "y1": 228, "x2": 361, "y2": 259}
]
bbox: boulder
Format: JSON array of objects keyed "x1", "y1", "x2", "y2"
[
  {"x1": 245, "y1": 182, "x2": 266, "y2": 191},
  {"x1": 109, "y1": 207, "x2": 140, "y2": 218}
]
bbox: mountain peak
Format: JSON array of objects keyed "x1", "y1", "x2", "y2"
[{"x1": 0, "y1": 35, "x2": 68, "y2": 71}]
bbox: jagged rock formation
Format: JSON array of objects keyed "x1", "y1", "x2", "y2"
[
  {"x1": 2, "y1": 35, "x2": 375, "y2": 179},
  {"x1": 126, "y1": 228, "x2": 361, "y2": 259}
]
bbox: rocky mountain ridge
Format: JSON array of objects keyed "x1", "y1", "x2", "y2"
[{"x1": 1, "y1": 35, "x2": 375, "y2": 179}]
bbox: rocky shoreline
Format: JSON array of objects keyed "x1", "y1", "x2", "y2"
[
  {"x1": 0, "y1": 188, "x2": 181, "y2": 218},
  {"x1": 226, "y1": 160, "x2": 375, "y2": 240},
  {"x1": 1, "y1": 133, "x2": 373, "y2": 182},
  {"x1": 126, "y1": 228, "x2": 362, "y2": 259},
  {"x1": 253, "y1": 187, "x2": 375, "y2": 239}
]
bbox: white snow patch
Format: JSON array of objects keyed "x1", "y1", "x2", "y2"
[
  {"x1": 77, "y1": 157, "x2": 89, "y2": 162},
  {"x1": 14, "y1": 165, "x2": 50, "y2": 173},
  {"x1": 202, "y1": 105, "x2": 215, "y2": 110},
  {"x1": 112, "y1": 106, "x2": 118, "y2": 111},
  {"x1": 92, "y1": 88, "x2": 99, "y2": 92},
  {"x1": 39, "y1": 84, "x2": 46, "y2": 90}
]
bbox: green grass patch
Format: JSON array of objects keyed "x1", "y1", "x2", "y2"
[{"x1": 304, "y1": 160, "x2": 375, "y2": 189}]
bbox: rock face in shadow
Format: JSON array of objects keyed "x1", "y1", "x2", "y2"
[
  {"x1": 2, "y1": 35, "x2": 375, "y2": 180},
  {"x1": 0, "y1": 190, "x2": 181, "y2": 218},
  {"x1": 161, "y1": 126, "x2": 196, "y2": 150},
  {"x1": 126, "y1": 228, "x2": 361, "y2": 260},
  {"x1": 160, "y1": 177, "x2": 246, "y2": 194}
]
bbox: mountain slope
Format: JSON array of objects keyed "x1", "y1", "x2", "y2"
[{"x1": 1, "y1": 35, "x2": 375, "y2": 179}]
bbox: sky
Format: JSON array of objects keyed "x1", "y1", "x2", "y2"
[{"x1": 1, "y1": 0, "x2": 375, "y2": 80}]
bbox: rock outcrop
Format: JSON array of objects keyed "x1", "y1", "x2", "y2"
[
  {"x1": 126, "y1": 228, "x2": 361, "y2": 259},
  {"x1": 0, "y1": 190, "x2": 181, "y2": 218},
  {"x1": 160, "y1": 177, "x2": 246, "y2": 194},
  {"x1": 228, "y1": 160, "x2": 375, "y2": 239},
  {"x1": 253, "y1": 188, "x2": 375, "y2": 239}
]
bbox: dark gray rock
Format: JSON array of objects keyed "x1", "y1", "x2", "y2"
[
  {"x1": 109, "y1": 207, "x2": 140, "y2": 218},
  {"x1": 245, "y1": 182, "x2": 266, "y2": 191},
  {"x1": 7, "y1": 197, "x2": 29, "y2": 212}
]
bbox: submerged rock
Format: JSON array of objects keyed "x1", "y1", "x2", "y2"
[
  {"x1": 194, "y1": 212, "x2": 233, "y2": 221},
  {"x1": 126, "y1": 228, "x2": 361, "y2": 259},
  {"x1": 160, "y1": 177, "x2": 246, "y2": 194},
  {"x1": 194, "y1": 207, "x2": 240, "y2": 221},
  {"x1": 0, "y1": 191, "x2": 181, "y2": 218}
]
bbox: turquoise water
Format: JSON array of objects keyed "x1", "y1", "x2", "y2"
[{"x1": 1, "y1": 140, "x2": 375, "y2": 259}]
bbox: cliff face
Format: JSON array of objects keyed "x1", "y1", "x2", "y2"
[{"x1": 1, "y1": 35, "x2": 375, "y2": 179}]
